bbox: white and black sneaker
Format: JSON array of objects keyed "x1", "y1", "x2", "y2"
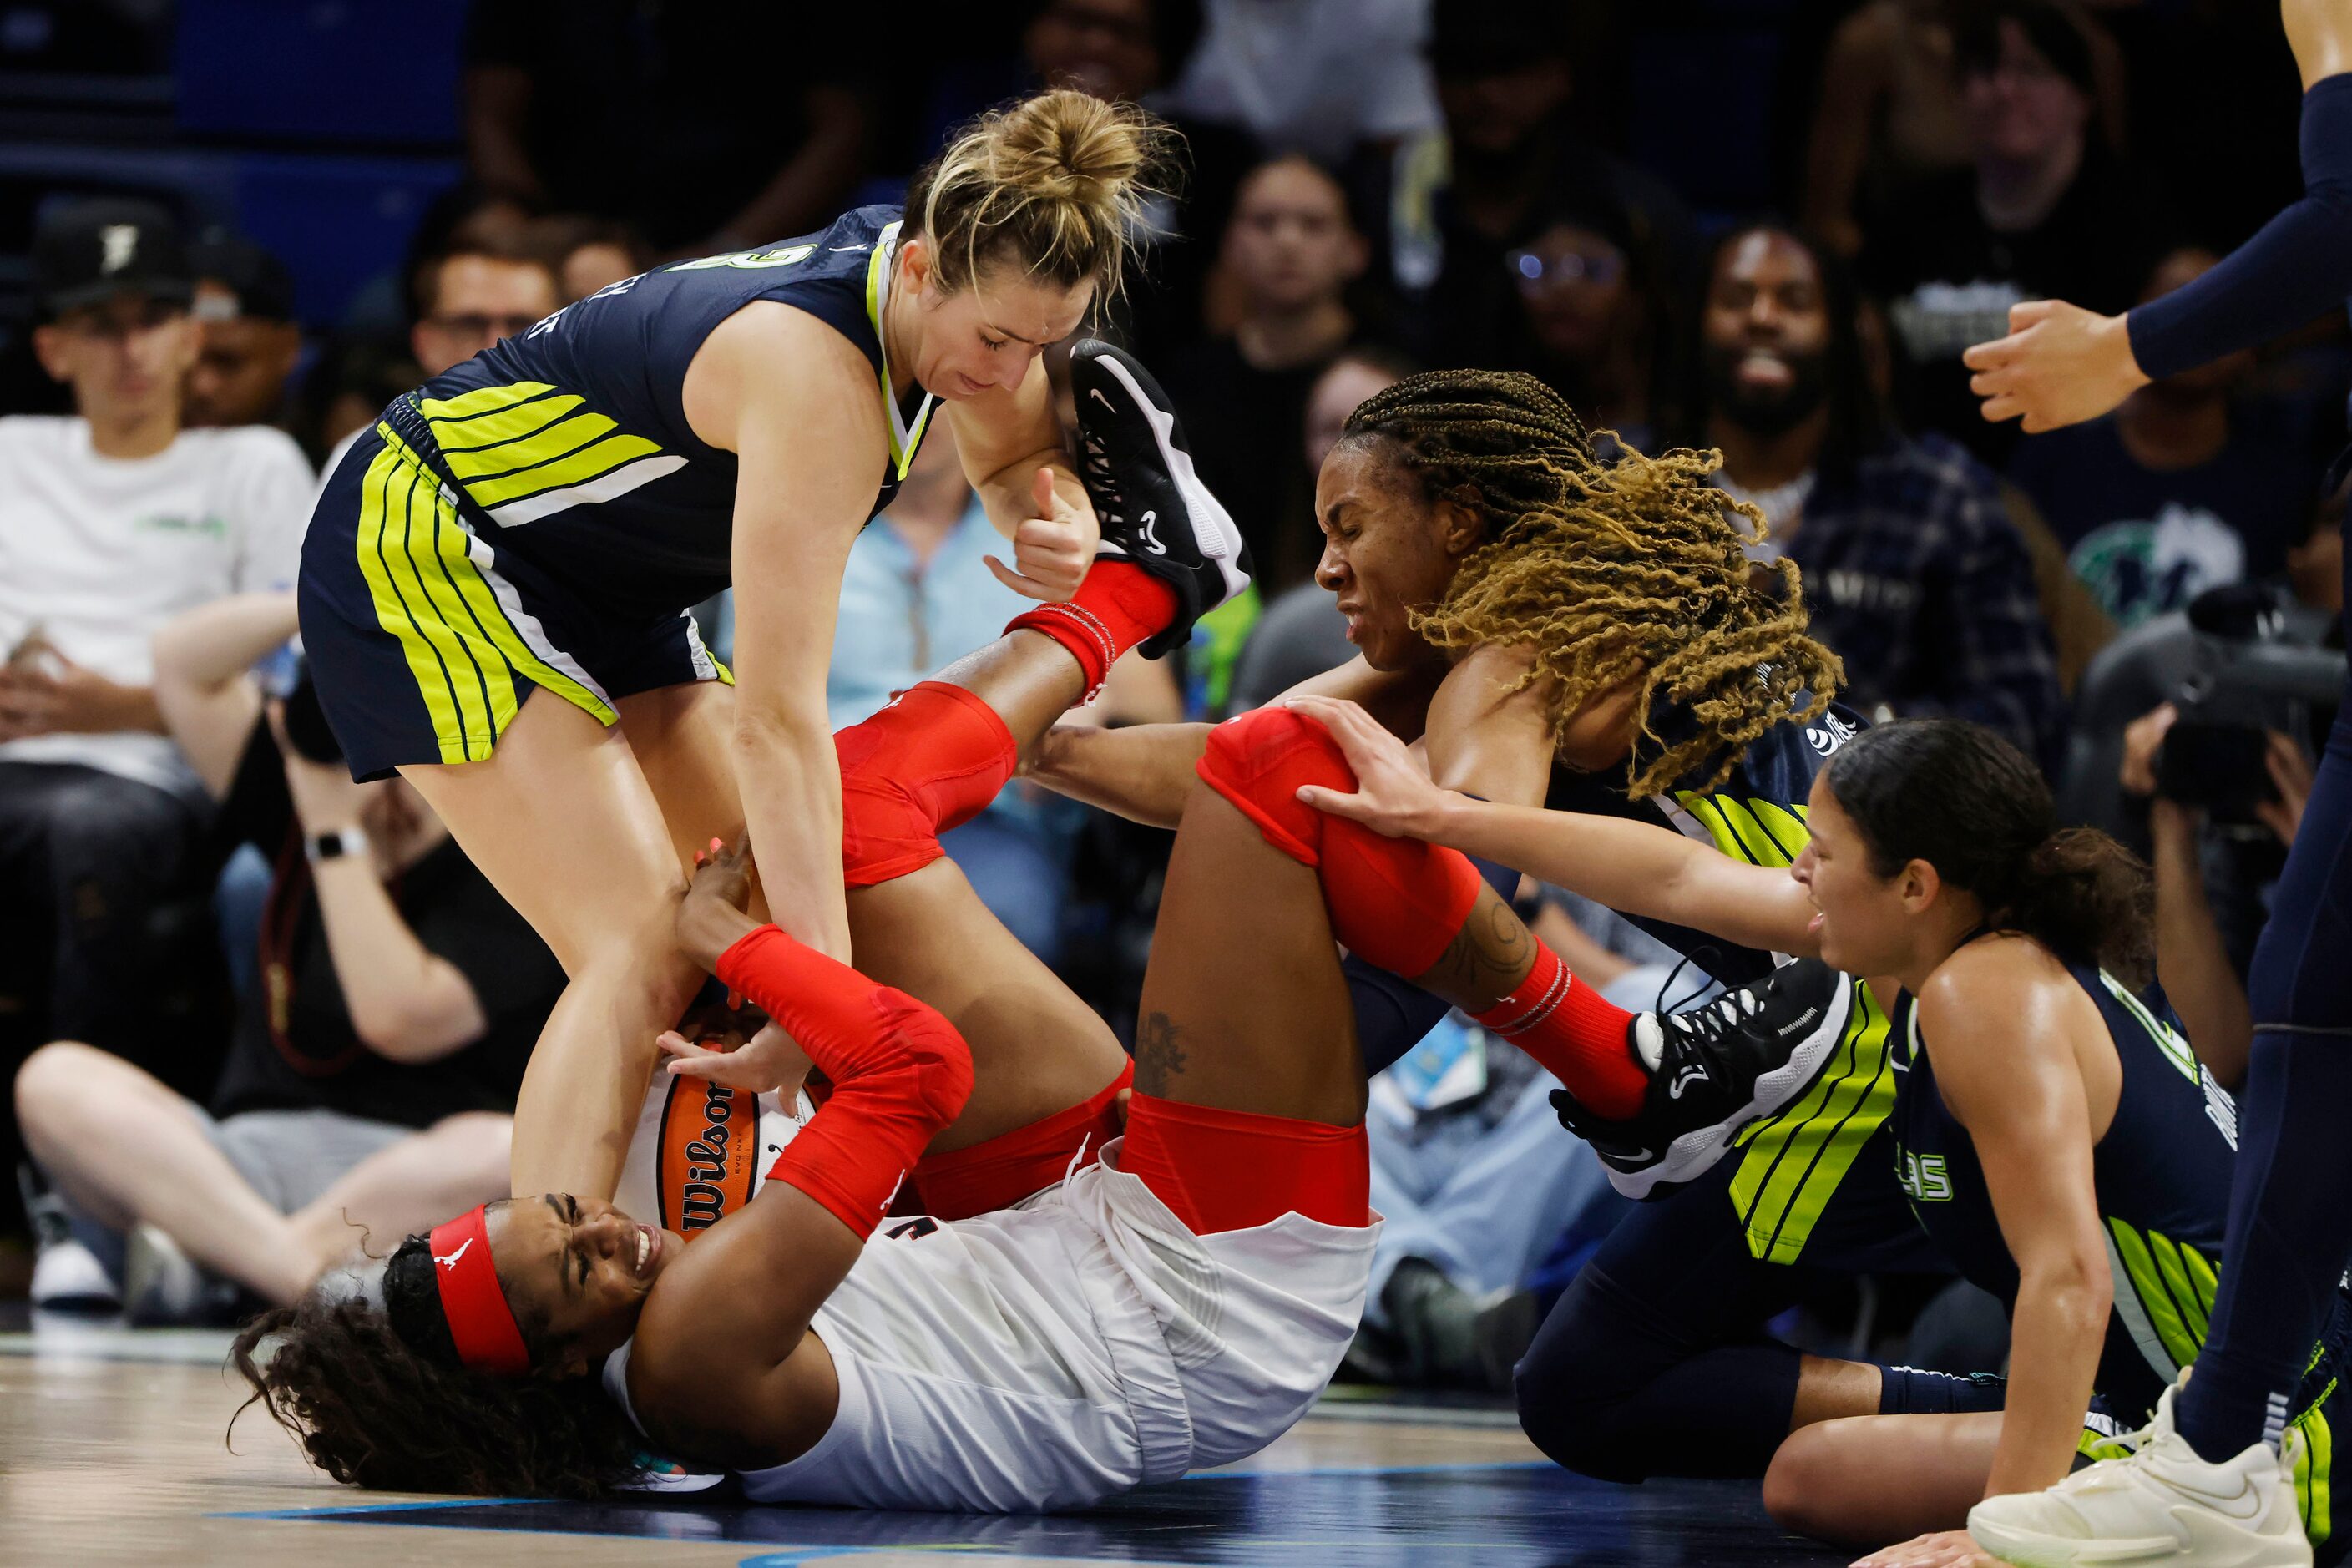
[
  {"x1": 1068, "y1": 339, "x2": 1252, "y2": 656},
  {"x1": 1553, "y1": 959, "x2": 1855, "y2": 1201}
]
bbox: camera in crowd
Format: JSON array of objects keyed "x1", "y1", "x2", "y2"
[
  {"x1": 2156, "y1": 584, "x2": 2341, "y2": 826},
  {"x1": 258, "y1": 645, "x2": 345, "y2": 766}
]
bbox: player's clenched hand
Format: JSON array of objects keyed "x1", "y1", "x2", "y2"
[
  {"x1": 1849, "y1": 1530, "x2": 1999, "y2": 1568},
  {"x1": 987, "y1": 466, "x2": 1096, "y2": 602},
  {"x1": 675, "y1": 836, "x2": 761, "y2": 973},
  {"x1": 657, "y1": 1023, "x2": 812, "y2": 1097},
  {"x1": 1962, "y1": 298, "x2": 2149, "y2": 433},
  {"x1": 1284, "y1": 695, "x2": 1454, "y2": 840}
]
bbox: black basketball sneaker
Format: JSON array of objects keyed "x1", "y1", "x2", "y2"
[
  {"x1": 1068, "y1": 339, "x2": 1252, "y2": 656},
  {"x1": 1553, "y1": 959, "x2": 1854, "y2": 1201}
]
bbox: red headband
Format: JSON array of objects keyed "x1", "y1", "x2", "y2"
[{"x1": 427, "y1": 1206, "x2": 530, "y2": 1377}]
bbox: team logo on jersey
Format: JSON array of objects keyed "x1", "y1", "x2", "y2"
[
  {"x1": 1805, "y1": 711, "x2": 1859, "y2": 757},
  {"x1": 657, "y1": 1074, "x2": 759, "y2": 1235}
]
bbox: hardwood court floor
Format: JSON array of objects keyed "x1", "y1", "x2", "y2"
[{"x1": 0, "y1": 1308, "x2": 1850, "y2": 1566}]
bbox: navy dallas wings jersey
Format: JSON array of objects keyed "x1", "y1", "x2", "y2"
[
  {"x1": 297, "y1": 205, "x2": 939, "y2": 779},
  {"x1": 1546, "y1": 698, "x2": 1923, "y2": 1266},
  {"x1": 382, "y1": 203, "x2": 937, "y2": 619},
  {"x1": 1889, "y1": 960, "x2": 2237, "y2": 1419}
]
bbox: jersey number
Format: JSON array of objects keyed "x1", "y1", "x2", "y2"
[
  {"x1": 670, "y1": 244, "x2": 817, "y2": 272},
  {"x1": 1899, "y1": 1150, "x2": 1953, "y2": 1203}
]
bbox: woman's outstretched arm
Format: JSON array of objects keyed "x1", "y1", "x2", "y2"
[
  {"x1": 1965, "y1": 5, "x2": 2352, "y2": 432},
  {"x1": 1286, "y1": 695, "x2": 1820, "y2": 959}
]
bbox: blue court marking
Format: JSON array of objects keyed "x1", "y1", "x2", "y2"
[
  {"x1": 229, "y1": 1463, "x2": 1851, "y2": 1565},
  {"x1": 215, "y1": 1498, "x2": 538, "y2": 1518}
]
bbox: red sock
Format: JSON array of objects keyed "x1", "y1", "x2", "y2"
[
  {"x1": 1005, "y1": 559, "x2": 1179, "y2": 699},
  {"x1": 1471, "y1": 945, "x2": 1646, "y2": 1120},
  {"x1": 1196, "y1": 706, "x2": 1647, "y2": 1118}
]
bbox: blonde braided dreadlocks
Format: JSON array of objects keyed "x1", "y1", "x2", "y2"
[{"x1": 1338, "y1": 368, "x2": 1843, "y2": 796}]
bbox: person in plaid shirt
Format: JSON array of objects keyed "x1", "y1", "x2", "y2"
[{"x1": 1672, "y1": 220, "x2": 2066, "y2": 771}]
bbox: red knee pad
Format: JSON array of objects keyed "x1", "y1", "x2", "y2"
[
  {"x1": 1196, "y1": 706, "x2": 1483, "y2": 979},
  {"x1": 836, "y1": 682, "x2": 1019, "y2": 888},
  {"x1": 1117, "y1": 1093, "x2": 1370, "y2": 1234},
  {"x1": 1195, "y1": 706, "x2": 1352, "y2": 867}
]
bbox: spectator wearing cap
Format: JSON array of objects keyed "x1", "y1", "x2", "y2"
[
  {"x1": 1389, "y1": 0, "x2": 1697, "y2": 372},
  {"x1": 1858, "y1": 0, "x2": 2174, "y2": 466},
  {"x1": 185, "y1": 229, "x2": 303, "y2": 432},
  {"x1": 1676, "y1": 220, "x2": 2066, "y2": 769},
  {"x1": 0, "y1": 200, "x2": 314, "y2": 1084},
  {"x1": 1166, "y1": 154, "x2": 1371, "y2": 594}
]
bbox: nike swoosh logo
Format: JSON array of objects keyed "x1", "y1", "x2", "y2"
[
  {"x1": 2164, "y1": 1472, "x2": 2268, "y2": 1520},
  {"x1": 1138, "y1": 509, "x2": 1167, "y2": 555},
  {"x1": 1087, "y1": 387, "x2": 1117, "y2": 412}
]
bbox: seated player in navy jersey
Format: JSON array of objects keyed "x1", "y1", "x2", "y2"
[{"x1": 1294, "y1": 706, "x2": 2347, "y2": 1567}]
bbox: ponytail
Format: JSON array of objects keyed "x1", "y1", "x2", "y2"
[
  {"x1": 1823, "y1": 721, "x2": 2152, "y2": 984},
  {"x1": 905, "y1": 89, "x2": 1175, "y2": 302}
]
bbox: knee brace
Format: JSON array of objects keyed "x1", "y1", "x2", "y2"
[
  {"x1": 835, "y1": 682, "x2": 1019, "y2": 888},
  {"x1": 1196, "y1": 706, "x2": 1484, "y2": 979}
]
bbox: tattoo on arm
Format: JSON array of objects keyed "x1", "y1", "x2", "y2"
[
  {"x1": 1417, "y1": 891, "x2": 1535, "y2": 1010},
  {"x1": 1133, "y1": 1011, "x2": 1189, "y2": 1095}
]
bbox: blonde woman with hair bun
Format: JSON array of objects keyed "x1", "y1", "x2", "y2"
[{"x1": 293, "y1": 89, "x2": 1191, "y2": 1205}]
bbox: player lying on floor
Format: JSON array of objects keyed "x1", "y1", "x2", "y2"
[{"x1": 1286, "y1": 697, "x2": 2349, "y2": 1568}]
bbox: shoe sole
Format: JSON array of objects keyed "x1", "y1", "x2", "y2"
[
  {"x1": 1085, "y1": 352, "x2": 1251, "y2": 605},
  {"x1": 1969, "y1": 1511, "x2": 2312, "y2": 1566},
  {"x1": 1606, "y1": 970, "x2": 1859, "y2": 1202}
]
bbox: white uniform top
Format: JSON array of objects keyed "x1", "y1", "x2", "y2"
[
  {"x1": 0, "y1": 417, "x2": 312, "y2": 797},
  {"x1": 603, "y1": 1141, "x2": 1380, "y2": 1513}
]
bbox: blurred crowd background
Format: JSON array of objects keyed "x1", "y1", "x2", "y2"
[{"x1": 1, "y1": 0, "x2": 2342, "y2": 1393}]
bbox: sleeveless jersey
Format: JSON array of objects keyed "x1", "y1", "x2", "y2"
[
  {"x1": 1547, "y1": 697, "x2": 1910, "y2": 1266},
  {"x1": 1545, "y1": 700, "x2": 1864, "y2": 987},
  {"x1": 600, "y1": 1146, "x2": 1377, "y2": 1512},
  {"x1": 381, "y1": 205, "x2": 936, "y2": 620},
  {"x1": 1889, "y1": 960, "x2": 2238, "y2": 1417}
]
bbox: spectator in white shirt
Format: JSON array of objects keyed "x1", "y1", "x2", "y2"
[{"x1": 0, "y1": 199, "x2": 312, "y2": 1075}]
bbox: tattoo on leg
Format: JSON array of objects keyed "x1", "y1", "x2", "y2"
[
  {"x1": 1133, "y1": 1012, "x2": 1189, "y2": 1095},
  {"x1": 1419, "y1": 893, "x2": 1535, "y2": 1009}
]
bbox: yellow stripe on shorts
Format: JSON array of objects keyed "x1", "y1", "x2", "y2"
[
  {"x1": 353, "y1": 424, "x2": 620, "y2": 762},
  {"x1": 1729, "y1": 980, "x2": 1896, "y2": 1262}
]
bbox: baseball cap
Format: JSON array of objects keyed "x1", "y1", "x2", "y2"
[
  {"x1": 190, "y1": 227, "x2": 298, "y2": 324},
  {"x1": 33, "y1": 198, "x2": 194, "y2": 316}
]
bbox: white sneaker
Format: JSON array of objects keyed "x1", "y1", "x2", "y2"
[
  {"x1": 28, "y1": 1236, "x2": 119, "y2": 1312},
  {"x1": 1968, "y1": 1382, "x2": 2312, "y2": 1566}
]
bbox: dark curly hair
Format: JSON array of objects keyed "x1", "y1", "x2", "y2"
[
  {"x1": 230, "y1": 1233, "x2": 647, "y2": 1500},
  {"x1": 1823, "y1": 719, "x2": 2154, "y2": 986},
  {"x1": 1338, "y1": 367, "x2": 1843, "y2": 795}
]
